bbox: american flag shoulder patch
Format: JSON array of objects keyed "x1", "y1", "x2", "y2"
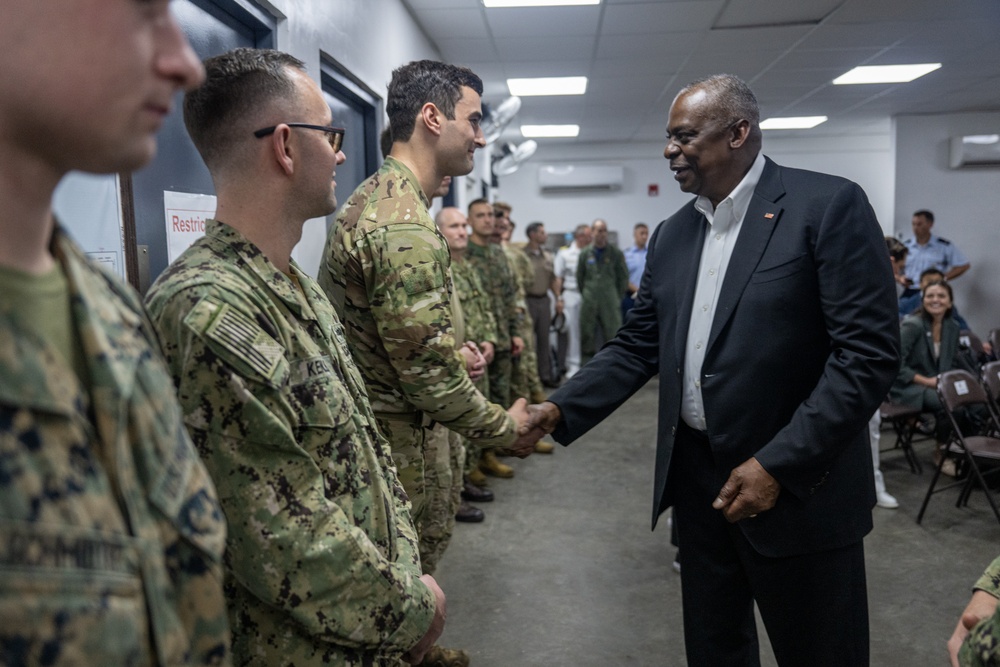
[{"x1": 193, "y1": 299, "x2": 284, "y2": 381}]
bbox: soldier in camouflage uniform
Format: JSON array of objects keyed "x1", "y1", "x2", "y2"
[
  {"x1": 319, "y1": 61, "x2": 536, "y2": 667},
  {"x1": 465, "y1": 199, "x2": 523, "y2": 478},
  {"x1": 146, "y1": 49, "x2": 445, "y2": 666},
  {"x1": 577, "y1": 218, "x2": 629, "y2": 365},
  {"x1": 0, "y1": 3, "x2": 231, "y2": 665},
  {"x1": 950, "y1": 555, "x2": 1000, "y2": 666},
  {"x1": 319, "y1": 61, "x2": 532, "y2": 513}
]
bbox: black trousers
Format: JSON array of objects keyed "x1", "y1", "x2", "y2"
[{"x1": 670, "y1": 423, "x2": 870, "y2": 667}]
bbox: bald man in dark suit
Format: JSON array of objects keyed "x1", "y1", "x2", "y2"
[{"x1": 525, "y1": 74, "x2": 900, "y2": 666}]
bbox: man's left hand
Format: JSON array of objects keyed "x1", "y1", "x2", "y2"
[
  {"x1": 511, "y1": 336, "x2": 525, "y2": 357},
  {"x1": 712, "y1": 457, "x2": 780, "y2": 522}
]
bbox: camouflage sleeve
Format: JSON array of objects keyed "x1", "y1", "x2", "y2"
[
  {"x1": 959, "y1": 556, "x2": 1000, "y2": 666},
  {"x1": 360, "y1": 225, "x2": 516, "y2": 447},
  {"x1": 148, "y1": 285, "x2": 435, "y2": 654}
]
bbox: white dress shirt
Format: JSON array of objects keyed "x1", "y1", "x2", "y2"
[
  {"x1": 681, "y1": 152, "x2": 766, "y2": 431},
  {"x1": 555, "y1": 244, "x2": 584, "y2": 292}
]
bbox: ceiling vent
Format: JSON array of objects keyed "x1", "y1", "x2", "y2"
[
  {"x1": 538, "y1": 164, "x2": 624, "y2": 192},
  {"x1": 950, "y1": 134, "x2": 1000, "y2": 168}
]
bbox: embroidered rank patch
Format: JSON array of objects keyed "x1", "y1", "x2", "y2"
[{"x1": 201, "y1": 302, "x2": 284, "y2": 381}]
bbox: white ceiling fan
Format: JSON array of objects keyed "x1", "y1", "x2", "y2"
[
  {"x1": 493, "y1": 140, "x2": 538, "y2": 177},
  {"x1": 481, "y1": 96, "x2": 521, "y2": 145}
]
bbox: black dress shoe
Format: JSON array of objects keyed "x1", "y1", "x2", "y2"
[
  {"x1": 455, "y1": 502, "x2": 485, "y2": 523},
  {"x1": 461, "y1": 480, "x2": 494, "y2": 502}
]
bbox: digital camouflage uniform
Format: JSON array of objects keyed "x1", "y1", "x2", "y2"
[
  {"x1": 319, "y1": 157, "x2": 516, "y2": 524},
  {"x1": 503, "y1": 244, "x2": 545, "y2": 403},
  {"x1": 962, "y1": 556, "x2": 1000, "y2": 666},
  {"x1": 450, "y1": 259, "x2": 499, "y2": 478},
  {"x1": 146, "y1": 219, "x2": 434, "y2": 667},
  {"x1": 0, "y1": 227, "x2": 230, "y2": 666},
  {"x1": 465, "y1": 240, "x2": 519, "y2": 409},
  {"x1": 576, "y1": 243, "x2": 629, "y2": 365}
]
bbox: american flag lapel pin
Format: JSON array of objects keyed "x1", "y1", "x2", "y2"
[{"x1": 764, "y1": 212, "x2": 774, "y2": 219}]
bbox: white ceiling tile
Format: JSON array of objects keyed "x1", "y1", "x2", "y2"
[
  {"x1": 495, "y1": 35, "x2": 597, "y2": 62},
  {"x1": 601, "y1": 1, "x2": 724, "y2": 34},
  {"x1": 412, "y1": 8, "x2": 490, "y2": 40},
  {"x1": 485, "y1": 6, "x2": 601, "y2": 37},
  {"x1": 714, "y1": 0, "x2": 842, "y2": 29}
]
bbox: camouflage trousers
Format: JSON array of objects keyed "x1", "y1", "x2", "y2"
[
  {"x1": 418, "y1": 424, "x2": 465, "y2": 575},
  {"x1": 374, "y1": 414, "x2": 430, "y2": 525},
  {"x1": 511, "y1": 310, "x2": 545, "y2": 403},
  {"x1": 488, "y1": 350, "x2": 513, "y2": 409}
]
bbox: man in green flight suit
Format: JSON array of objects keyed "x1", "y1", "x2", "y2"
[
  {"x1": 0, "y1": 2, "x2": 231, "y2": 664},
  {"x1": 146, "y1": 48, "x2": 445, "y2": 666},
  {"x1": 577, "y1": 218, "x2": 629, "y2": 365}
]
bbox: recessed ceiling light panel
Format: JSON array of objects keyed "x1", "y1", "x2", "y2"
[
  {"x1": 760, "y1": 116, "x2": 828, "y2": 130},
  {"x1": 484, "y1": 0, "x2": 600, "y2": 7},
  {"x1": 507, "y1": 77, "x2": 587, "y2": 96},
  {"x1": 521, "y1": 124, "x2": 580, "y2": 138},
  {"x1": 833, "y1": 64, "x2": 941, "y2": 85}
]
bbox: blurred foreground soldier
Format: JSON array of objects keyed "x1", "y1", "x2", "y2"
[
  {"x1": 949, "y1": 555, "x2": 1000, "y2": 666},
  {"x1": 319, "y1": 60, "x2": 538, "y2": 666},
  {"x1": 577, "y1": 218, "x2": 628, "y2": 365},
  {"x1": 0, "y1": 1, "x2": 231, "y2": 664},
  {"x1": 146, "y1": 48, "x2": 444, "y2": 665},
  {"x1": 525, "y1": 74, "x2": 899, "y2": 666}
]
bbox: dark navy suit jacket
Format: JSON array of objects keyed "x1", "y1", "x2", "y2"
[{"x1": 549, "y1": 156, "x2": 900, "y2": 558}]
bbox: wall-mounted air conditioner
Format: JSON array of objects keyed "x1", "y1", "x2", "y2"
[
  {"x1": 949, "y1": 134, "x2": 1000, "y2": 168},
  {"x1": 538, "y1": 164, "x2": 624, "y2": 192}
]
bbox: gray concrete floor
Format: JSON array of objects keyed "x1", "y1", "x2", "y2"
[{"x1": 434, "y1": 379, "x2": 999, "y2": 666}]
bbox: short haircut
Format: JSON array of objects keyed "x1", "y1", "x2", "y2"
[
  {"x1": 184, "y1": 48, "x2": 306, "y2": 171},
  {"x1": 468, "y1": 197, "x2": 490, "y2": 214},
  {"x1": 634, "y1": 222, "x2": 649, "y2": 231},
  {"x1": 913, "y1": 209, "x2": 935, "y2": 223},
  {"x1": 387, "y1": 60, "x2": 483, "y2": 144},
  {"x1": 380, "y1": 127, "x2": 393, "y2": 159},
  {"x1": 526, "y1": 222, "x2": 544, "y2": 238},
  {"x1": 885, "y1": 236, "x2": 908, "y2": 261},
  {"x1": 574, "y1": 224, "x2": 590, "y2": 237},
  {"x1": 680, "y1": 73, "x2": 761, "y2": 143},
  {"x1": 920, "y1": 267, "x2": 944, "y2": 281},
  {"x1": 494, "y1": 201, "x2": 512, "y2": 215}
]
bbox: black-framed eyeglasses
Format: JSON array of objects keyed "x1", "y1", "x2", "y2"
[{"x1": 253, "y1": 123, "x2": 345, "y2": 152}]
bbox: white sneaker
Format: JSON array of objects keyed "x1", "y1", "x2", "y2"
[{"x1": 876, "y1": 490, "x2": 899, "y2": 509}]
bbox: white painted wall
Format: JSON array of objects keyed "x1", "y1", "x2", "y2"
[
  {"x1": 894, "y1": 112, "x2": 1000, "y2": 337},
  {"x1": 258, "y1": 0, "x2": 441, "y2": 274},
  {"x1": 489, "y1": 120, "x2": 895, "y2": 248}
]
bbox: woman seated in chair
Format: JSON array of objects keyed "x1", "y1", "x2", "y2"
[{"x1": 890, "y1": 280, "x2": 966, "y2": 472}]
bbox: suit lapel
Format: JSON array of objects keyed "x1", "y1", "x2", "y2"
[{"x1": 707, "y1": 158, "x2": 785, "y2": 353}]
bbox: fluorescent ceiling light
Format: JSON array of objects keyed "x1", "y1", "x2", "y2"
[
  {"x1": 760, "y1": 116, "x2": 828, "y2": 130},
  {"x1": 508, "y1": 76, "x2": 587, "y2": 96},
  {"x1": 484, "y1": 0, "x2": 600, "y2": 6},
  {"x1": 521, "y1": 124, "x2": 580, "y2": 138},
  {"x1": 833, "y1": 64, "x2": 941, "y2": 85}
]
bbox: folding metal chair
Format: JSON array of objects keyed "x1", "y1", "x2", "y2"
[
  {"x1": 916, "y1": 369, "x2": 1000, "y2": 526},
  {"x1": 879, "y1": 400, "x2": 925, "y2": 474},
  {"x1": 982, "y1": 360, "x2": 1000, "y2": 418}
]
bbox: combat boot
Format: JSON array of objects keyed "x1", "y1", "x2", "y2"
[
  {"x1": 419, "y1": 645, "x2": 470, "y2": 667},
  {"x1": 534, "y1": 440, "x2": 555, "y2": 454},
  {"x1": 479, "y1": 450, "x2": 514, "y2": 478},
  {"x1": 467, "y1": 468, "x2": 489, "y2": 488}
]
